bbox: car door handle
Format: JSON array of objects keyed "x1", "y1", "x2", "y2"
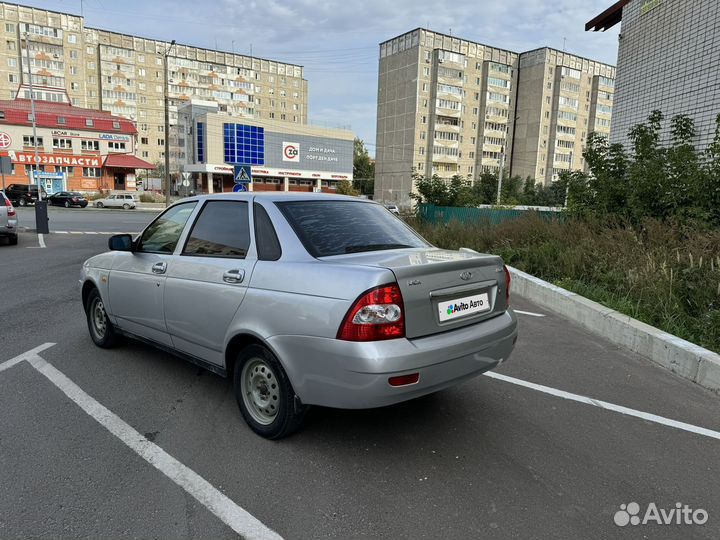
[
  {"x1": 223, "y1": 269, "x2": 245, "y2": 284},
  {"x1": 152, "y1": 262, "x2": 167, "y2": 274}
]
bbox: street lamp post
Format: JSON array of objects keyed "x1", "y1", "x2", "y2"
[
  {"x1": 163, "y1": 39, "x2": 176, "y2": 206},
  {"x1": 24, "y1": 32, "x2": 48, "y2": 233},
  {"x1": 496, "y1": 146, "x2": 505, "y2": 206}
]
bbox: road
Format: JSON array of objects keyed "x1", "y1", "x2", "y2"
[{"x1": 1, "y1": 208, "x2": 719, "y2": 539}]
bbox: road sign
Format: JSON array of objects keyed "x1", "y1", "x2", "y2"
[
  {"x1": 0, "y1": 156, "x2": 11, "y2": 175},
  {"x1": 0, "y1": 132, "x2": 11, "y2": 149},
  {"x1": 232, "y1": 183, "x2": 247, "y2": 192},
  {"x1": 182, "y1": 179, "x2": 190, "y2": 187},
  {"x1": 182, "y1": 172, "x2": 191, "y2": 180},
  {"x1": 233, "y1": 165, "x2": 252, "y2": 184}
]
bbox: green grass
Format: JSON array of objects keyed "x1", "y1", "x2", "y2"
[{"x1": 408, "y1": 214, "x2": 720, "y2": 353}]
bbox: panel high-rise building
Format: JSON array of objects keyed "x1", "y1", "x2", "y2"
[
  {"x1": 375, "y1": 29, "x2": 615, "y2": 207},
  {"x1": 0, "y1": 2, "x2": 308, "y2": 167}
]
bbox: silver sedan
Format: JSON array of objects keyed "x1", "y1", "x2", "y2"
[{"x1": 80, "y1": 193, "x2": 517, "y2": 438}]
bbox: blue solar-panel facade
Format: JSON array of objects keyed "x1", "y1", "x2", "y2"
[{"x1": 223, "y1": 123, "x2": 265, "y2": 165}]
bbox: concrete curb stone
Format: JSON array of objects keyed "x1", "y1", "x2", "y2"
[{"x1": 508, "y1": 266, "x2": 720, "y2": 394}]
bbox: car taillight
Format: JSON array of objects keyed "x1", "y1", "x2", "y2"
[
  {"x1": 504, "y1": 264, "x2": 511, "y2": 305},
  {"x1": 4, "y1": 197, "x2": 15, "y2": 217},
  {"x1": 337, "y1": 283, "x2": 405, "y2": 341},
  {"x1": 71, "y1": 197, "x2": 78, "y2": 202}
]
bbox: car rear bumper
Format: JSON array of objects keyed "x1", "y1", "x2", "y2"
[
  {"x1": 267, "y1": 309, "x2": 518, "y2": 409},
  {"x1": 0, "y1": 219, "x2": 18, "y2": 236}
]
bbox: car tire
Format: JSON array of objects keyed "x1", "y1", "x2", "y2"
[
  {"x1": 19, "y1": 197, "x2": 27, "y2": 207},
  {"x1": 64, "y1": 201, "x2": 70, "y2": 208},
  {"x1": 85, "y1": 288, "x2": 120, "y2": 348},
  {"x1": 96, "y1": 202, "x2": 104, "y2": 208},
  {"x1": 8, "y1": 235, "x2": 18, "y2": 245},
  {"x1": 234, "y1": 344, "x2": 307, "y2": 439},
  {"x1": 122, "y1": 203, "x2": 130, "y2": 209}
]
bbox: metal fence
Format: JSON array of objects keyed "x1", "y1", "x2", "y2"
[{"x1": 417, "y1": 204, "x2": 564, "y2": 225}]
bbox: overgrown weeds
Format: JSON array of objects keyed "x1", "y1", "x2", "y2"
[{"x1": 409, "y1": 214, "x2": 720, "y2": 353}]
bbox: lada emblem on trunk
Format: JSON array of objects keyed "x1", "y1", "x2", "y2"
[{"x1": 460, "y1": 271, "x2": 473, "y2": 281}]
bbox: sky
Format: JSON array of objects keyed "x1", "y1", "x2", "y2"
[{"x1": 23, "y1": 0, "x2": 620, "y2": 155}]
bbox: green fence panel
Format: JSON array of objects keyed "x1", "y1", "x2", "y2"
[{"x1": 418, "y1": 204, "x2": 562, "y2": 225}]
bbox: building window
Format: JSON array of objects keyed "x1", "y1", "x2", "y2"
[
  {"x1": 85, "y1": 118, "x2": 93, "y2": 127},
  {"x1": 108, "y1": 141, "x2": 127, "y2": 151},
  {"x1": 69, "y1": 50, "x2": 78, "y2": 59},
  {"x1": 23, "y1": 136, "x2": 43, "y2": 147},
  {"x1": 6, "y1": 40, "x2": 16, "y2": 51},
  {"x1": 141, "y1": 137, "x2": 148, "y2": 145},
  {"x1": 71, "y1": 82, "x2": 80, "y2": 90},
  {"x1": 83, "y1": 167, "x2": 102, "y2": 178},
  {"x1": 157, "y1": 139, "x2": 164, "y2": 146},
  {"x1": 53, "y1": 138, "x2": 72, "y2": 149},
  {"x1": 68, "y1": 34, "x2": 77, "y2": 44},
  {"x1": 81, "y1": 140, "x2": 100, "y2": 151},
  {"x1": 8, "y1": 74, "x2": 17, "y2": 83},
  {"x1": 5, "y1": 23, "x2": 15, "y2": 33},
  {"x1": 7, "y1": 58, "x2": 16, "y2": 67},
  {"x1": 113, "y1": 121, "x2": 121, "y2": 130},
  {"x1": 56, "y1": 166, "x2": 73, "y2": 175}
]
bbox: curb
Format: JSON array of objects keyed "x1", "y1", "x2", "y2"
[{"x1": 508, "y1": 266, "x2": 720, "y2": 395}]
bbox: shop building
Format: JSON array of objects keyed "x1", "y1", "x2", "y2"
[
  {"x1": 0, "y1": 96, "x2": 154, "y2": 192},
  {"x1": 178, "y1": 101, "x2": 353, "y2": 193}
]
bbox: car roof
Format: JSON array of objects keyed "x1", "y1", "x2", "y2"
[{"x1": 178, "y1": 192, "x2": 377, "y2": 204}]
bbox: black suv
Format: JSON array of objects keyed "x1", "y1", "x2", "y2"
[{"x1": 4, "y1": 184, "x2": 48, "y2": 206}]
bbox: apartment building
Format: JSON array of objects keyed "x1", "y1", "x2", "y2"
[
  {"x1": 0, "y1": 2, "x2": 308, "y2": 167},
  {"x1": 513, "y1": 48, "x2": 615, "y2": 183},
  {"x1": 375, "y1": 29, "x2": 615, "y2": 206},
  {"x1": 587, "y1": 0, "x2": 720, "y2": 151}
]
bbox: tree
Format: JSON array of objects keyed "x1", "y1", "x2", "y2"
[
  {"x1": 353, "y1": 138, "x2": 375, "y2": 196},
  {"x1": 336, "y1": 180, "x2": 360, "y2": 196}
]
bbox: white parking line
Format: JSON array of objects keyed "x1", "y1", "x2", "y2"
[
  {"x1": 0, "y1": 345, "x2": 283, "y2": 540},
  {"x1": 0, "y1": 342, "x2": 56, "y2": 374},
  {"x1": 513, "y1": 310, "x2": 546, "y2": 317},
  {"x1": 485, "y1": 372, "x2": 720, "y2": 441},
  {"x1": 37, "y1": 233, "x2": 46, "y2": 248}
]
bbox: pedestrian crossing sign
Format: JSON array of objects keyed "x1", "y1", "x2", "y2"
[{"x1": 234, "y1": 164, "x2": 252, "y2": 184}]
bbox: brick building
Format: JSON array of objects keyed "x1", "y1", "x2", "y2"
[{"x1": 0, "y1": 96, "x2": 154, "y2": 192}]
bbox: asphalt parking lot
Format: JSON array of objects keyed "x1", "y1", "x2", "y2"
[{"x1": 1, "y1": 207, "x2": 719, "y2": 539}]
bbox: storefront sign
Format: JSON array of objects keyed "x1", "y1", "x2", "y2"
[
  {"x1": 282, "y1": 142, "x2": 300, "y2": 162},
  {"x1": 0, "y1": 132, "x2": 12, "y2": 149},
  {"x1": 51, "y1": 130, "x2": 82, "y2": 137},
  {"x1": 99, "y1": 133, "x2": 132, "y2": 142},
  {"x1": 305, "y1": 146, "x2": 339, "y2": 163},
  {"x1": 9, "y1": 151, "x2": 102, "y2": 167}
]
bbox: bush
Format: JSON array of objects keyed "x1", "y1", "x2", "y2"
[{"x1": 409, "y1": 214, "x2": 720, "y2": 353}]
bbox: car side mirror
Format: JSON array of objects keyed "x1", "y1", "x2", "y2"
[{"x1": 108, "y1": 234, "x2": 134, "y2": 252}]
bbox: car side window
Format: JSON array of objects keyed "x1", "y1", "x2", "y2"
[
  {"x1": 138, "y1": 202, "x2": 197, "y2": 254},
  {"x1": 253, "y1": 203, "x2": 281, "y2": 261},
  {"x1": 182, "y1": 201, "x2": 250, "y2": 258}
]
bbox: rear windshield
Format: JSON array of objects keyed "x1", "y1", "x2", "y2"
[{"x1": 276, "y1": 200, "x2": 429, "y2": 257}]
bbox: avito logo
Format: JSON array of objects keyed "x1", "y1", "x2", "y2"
[
  {"x1": 283, "y1": 142, "x2": 300, "y2": 162},
  {"x1": 447, "y1": 298, "x2": 484, "y2": 316}
]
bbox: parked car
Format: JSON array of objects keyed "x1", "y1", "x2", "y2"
[
  {"x1": 384, "y1": 203, "x2": 400, "y2": 215},
  {"x1": 0, "y1": 190, "x2": 18, "y2": 245},
  {"x1": 4, "y1": 184, "x2": 47, "y2": 207},
  {"x1": 80, "y1": 194, "x2": 517, "y2": 438},
  {"x1": 48, "y1": 191, "x2": 88, "y2": 208},
  {"x1": 94, "y1": 194, "x2": 137, "y2": 209}
]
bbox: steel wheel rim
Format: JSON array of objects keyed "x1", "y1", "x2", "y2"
[
  {"x1": 241, "y1": 358, "x2": 280, "y2": 425},
  {"x1": 91, "y1": 298, "x2": 107, "y2": 339}
]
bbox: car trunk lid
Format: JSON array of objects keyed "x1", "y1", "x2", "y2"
[{"x1": 322, "y1": 248, "x2": 507, "y2": 339}]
